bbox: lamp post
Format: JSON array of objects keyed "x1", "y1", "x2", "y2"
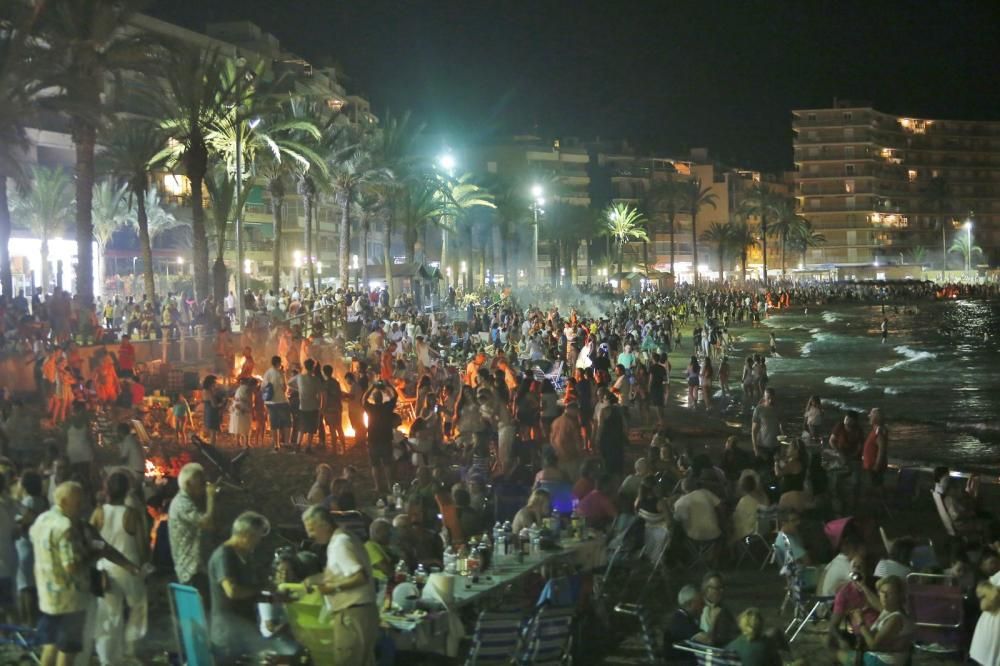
[
  {"x1": 437, "y1": 153, "x2": 456, "y2": 288},
  {"x1": 964, "y1": 219, "x2": 973, "y2": 274},
  {"x1": 531, "y1": 185, "x2": 543, "y2": 283}
]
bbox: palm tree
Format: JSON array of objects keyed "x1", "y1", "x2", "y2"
[
  {"x1": 0, "y1": 2, "x2": 42, "y2": 298},
  {"x1": 327, "y1": 129, "x2": 392, "y2": 290},
  {"x1": 35, "y1": 0, "x2": 149, "y2": 304},
  {"x1": 357, "y1": 189, "x2": 382, "y2": 288},
  {"x1": 490, "y1": 176, "x2": 532, "y2": 288},
  {"x1": 91, "y1": 179, "x2": 131, "y2": 293},
  {"x1": 785, "y1": 221, "x2": 826, "y2": 269},
  {"x1": 949, "y1": 229, "x2": 982, "y2": 272},
  {"x1": 100, "y1": 118, "x2": 170, "y2": 301},
  {"x1": 647, "y1": 173, "x2": 683, "y2": 278},
  {"x1": 10, "y1": 166, "x2": 74, "y2": 293},
  {"x1": 920, "y1": 177, "x2": 956, "y2": 280},
  {"x1": 604, "y1": 202, "x2": 649, "y2": 274},
  {"x1": 399, "y1": 176, "x2": 446, "y2": 262},
  {"x1": 436, "y1": 173, "x2": 495, "y2": 287},
  {"x1": 907, "y1": 245, "x2": 929, "y2": 266},
  {"x1": 699, "y1": 221, "x2": 732, "y2": 282},
  {"x1": 156, "y1": 48, "x2": 239, "y2": 302},
  {"x1": 740, "y1": 184, "x2": 780, "y2": 285},
  {"x1": 769, "y1": 198, "x2": 811, "y2": 274},
  {"x1": 143, "y1": 188, "x2": 183, "y2": 243},
  {"x1": 680, "y1": 178, "x2": 717, "y2": 285},
  {"x1": 369, "y1": 110, "x2": 424, "y2": 303},
  {"x1": 729, "y1": 216, "x2": 758, "y2": 282}
]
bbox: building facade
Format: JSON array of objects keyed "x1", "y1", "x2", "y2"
[{"x1": 793, "y1": 101, "x2": 1000, "y2": 266}]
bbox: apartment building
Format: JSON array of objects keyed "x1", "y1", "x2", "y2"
[
  {"x1": 594, "y1": 146, "x2": 790, "y2": 282},
  {"x1": 470, "y1": 135, "x2": 592, "y2": 284},
  {"x1": 793, "y1": 101, "x2": 1000, "y2": 266}
]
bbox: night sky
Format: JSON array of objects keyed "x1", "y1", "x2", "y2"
[{"x1": 147, "y1": 0, "x2": 1000, "y2": 171}]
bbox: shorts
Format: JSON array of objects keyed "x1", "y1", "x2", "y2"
[
  {"x1": 687, "y1": 377, "x2": 699, "y2": 387},
  {"x1": 368, "y1": 439, "x2": 393, "y2": 467},
  {"x1": 299, "y1": 410, "x2": 319, "y2": 434},
  {"x1": 267, "y1": 403, "x2": 291, "y2": 429},
  {"x1": 37, "y1": 610, "x2": 86, "y2": 653}
]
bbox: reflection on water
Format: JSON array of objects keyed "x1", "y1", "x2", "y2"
[{"x1": 737, "y1": 300, "x2": 1000, "y2": 473}]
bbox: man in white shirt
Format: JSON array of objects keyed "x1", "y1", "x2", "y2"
[
  {"x1": 116, "y1": 422, "x2": 145, "y2": 480},
  {"x1": 302, "y1": 506, "x2": 377, "y2": 666},
  {"x1": 262, "y1": 356, "x2": 291, "y2": 451},
  {"x1": 673, "y1": 477, "x2": 722, "y2": 542}
]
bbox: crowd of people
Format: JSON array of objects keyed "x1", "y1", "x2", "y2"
[{"x1": 0, "y1": 279, "x2": 999, "y2": 664}]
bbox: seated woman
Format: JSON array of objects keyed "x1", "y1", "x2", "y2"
[
  {"x1": 839, "y1": 575, "x2": 914, "y2": 666},
  {"x1": 874, "y1": 537, "x2": 915, "y2": 581},
  {"x1": 512, "y1": 488, "x2": 551, "y2": 535},
  {"x1": 731, "y1": 473, "x2": 770, "y2": 546},
  {"x1": 572, "y1": 458, "x2": 602, "y2": 501},
  {"x1": 306, "y1": 464, "x2": 334, "y2": 505},
  {"x1": 699, "y1": 572, "x2": 740, "y2": 646},
  {"x1": 534, "y1": 446, "x2": 572, "y2": 487},
  {"x1": 577, "y1": 474, "x2": 619, "y2": 531},
  {"x1": 726, "y1": 607, "x2": 783, "y2": 666}
]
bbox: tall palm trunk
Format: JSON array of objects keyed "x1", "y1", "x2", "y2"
[
  {"x1": 691, "y1": 211, "x2": 699, "y2": 286},
  {"x1": 761, "y1": 215, "x2": 769, "y2": 286},
  {"x1": 269, "y1": 181, "x2": 285, "y2": 294},
  {"x1": 73, "y1": 124, "x2": 96, "y2": 302},
  {"x1": 185, "y1": 141, "x2": 211, "y2": 302},
  {"x1": 304, "y1": 194, "x2": 315, "y2": 292},
  {"x1": 439, "y1": 227, "x2": 448, "y2": 287},
  {"x1": 360, "y1": 213, "x2": 370, "y2": 289},
  {"x1": 405, "y1": 223, "x2": 418, "y2": 262},
  {"x1": 135, "y1": 187, "x2": 156, "y2": 300},
  {"x1": 668, "y1": 210, "x2": 677, "y2": 278},
  {"x1": 383, "y1": 212, "x2": 394, "y2": 305},
  {"x1": 0, "y1": 181, "x2": 11, "y2": 298},
  {"x1": 39, "y1": 235, "x2": 50, "y2": 294},
  {"x1": 501, "y1": 228, "x2": 511, "y2": 289},
  {"x1": 642, "y1": 239, "x2": 649, "y2": 274},
  {"x1": 617, "y1": 241, "x2": 624, "y2": 275},
  {"x1": 717, "y1": 247, "x2": 725, "y2": 282},
  {"x1": 741, "y1": 251, "x2": 748, "y2": 282},
  {"x1": 338, "y1": 190, "x2": 352, "y2": 290},
  {"x1": 781, "y1": 233, "x2": 787, "y2": 274}
]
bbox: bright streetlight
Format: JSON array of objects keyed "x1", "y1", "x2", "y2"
[
  {"x1": 438, "y1": 152, "x2": 456, "y2": 174},
  {"x1": 964, "y1": 219, "x2": 973, "y2": 273},
  {"x1": 531, "y1": 184, "x2": 544, "y2": 284},
  {"x1": 176, "y1": 256, "x2": 183, "y2": 265}
]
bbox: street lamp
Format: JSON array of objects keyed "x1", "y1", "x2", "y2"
[
  {"x1": 531, "y1": 185, "x2": 544, "y2": 283},
  {"x1": 964, "y1": 220, "x2": 973, "y2": 273},
  {"x1": 437, "y1": 152, "x2": 457, "y2": 288}
]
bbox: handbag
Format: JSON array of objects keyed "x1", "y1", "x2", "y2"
[{"x1": 262, "y1": 382, "x2": 274, "y2": 402}]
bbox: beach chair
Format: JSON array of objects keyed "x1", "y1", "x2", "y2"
[
  {"x1": 613, "y1": 602, "x2": 659, "y2": 664},
  {"x1": 464, "y1": 610, "x2": 528, "y2": 666},
  {"x1": 640, "y1": 518, "x2": 672, "y2": 590},
  {"x1": 932, "y1": 489, "x2": 987, "y2": 546},
  {"x1": 516, "y1": 604, "x2": 575, "y2": 665},
  {"x1": 168, "y1": 583, "x2": 213, "y2": 666},
  {"x1": 0, "y1": 622, "x2": 41, "y2": 663},
  {"x1": 736, "y1": 504, "x2": 779, "y2": 568},
  {"x1": 289, "y1": 493, "x2": 309, "y2": 511},
  {"x1": 671, "y1": 640, "x2": 742, "y2": 666},
  {"x1": 905, "y1": 572, "x2": 965, "y2": 656}
]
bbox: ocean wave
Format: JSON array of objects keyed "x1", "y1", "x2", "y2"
[
  {"x1": 809, "y1": 328, "x2": 821, "y2": 334},
  {"x1": 825, "y1": 376, "x2": 903, "y2": 396},
  {"x1": 822, "y1": 398, "x2": 868, "y2": 413},
  {"x1": 945, "y1": 421, "x2": 1000, "y2": 434},
  {"x1": 875, "y1": 345, "x2": 938, "y2": 374},
  {"x1": 825, "y1": 376, "x2": 872, "y2": 392},
  {"x1": 822, "y1": 312, "x2": 842, "y2": 323}
]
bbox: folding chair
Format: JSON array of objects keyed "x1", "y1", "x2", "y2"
[
  {"x1": 639, "y1": 519, "x2": 672, "y2": 589},
  {"x1": 684, "y1": 536, "x2": 718, "y2": 570},
  {"x1": 168, "y1": 583, "x2": 214, "y2": 666},
  {"x1": 516, "y1": 604, "x2": 575, "y2": 665},
  {"x1": 782, "y1": 561, "x2": 832, "y2": 642},
  {"x1": 613, "y1": 602, "x2": 659, "y2": 665},
  {"x1": 671, "y1": 640, "x2": 742, "y2": 666},
  {"x1": 736, "y1": 504, "x2": 779, "y2": 568},
  {"x1": 905, "y1": 572, "x2": 965, "y2": 656},
  {"x1": 465, "y1": 610, "x2": 528, "y2": 666},
  {"x1": 0, "y1": 623, "x2": 41, "y2": 664},
  {"x1": 932, "y1": 489, "x2": 987, "y2": 546},
  {"x1": 290, "y1": 494, "x2": 309, "y2": 511}
]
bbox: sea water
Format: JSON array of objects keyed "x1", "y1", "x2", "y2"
[{"x1": 725, "y1": 299, "x2": 1000, "y2": 473}]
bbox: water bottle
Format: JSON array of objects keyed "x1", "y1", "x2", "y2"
[
  {"x1": 392, "y1": 483, "x2": 403, "y2": 510},
  {"x1": 375, "y1": 498, "x2": 386, "y2": 517},
  {"x1": 444, "y1": 546, "x2": 457, "y2": 574}
]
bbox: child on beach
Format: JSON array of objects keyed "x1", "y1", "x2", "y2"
[{"x1": 170, "y1": 394, "x2": 191, "y2": 444}]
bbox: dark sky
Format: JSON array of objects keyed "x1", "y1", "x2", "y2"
[{"x1": 147, "y1": 0, "x2": 1000, "y2": 171}]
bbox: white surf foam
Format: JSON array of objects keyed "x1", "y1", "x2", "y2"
[
  {"x1": 822, "y1": 312, "x2": 842, "y2": 323},
  {"x1": 825, "y1": 376, "x2": 872, "y2": 392},
  {"x1": 875, "y1": 345, "x2": 938, "y2": 374}
]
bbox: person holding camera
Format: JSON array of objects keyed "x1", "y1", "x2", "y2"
[
  {"x1": 168, "y1": 463, "x2": 220, "y2": 603},
  {"x1": 364, "y1": 381, "x2": 398, "y2": 496}
]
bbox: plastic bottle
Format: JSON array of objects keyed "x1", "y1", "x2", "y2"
[
  {"x1": 394, "y1": 559, "x2": 409, "y2": 584},
  {"x1": 444, "y1": 546, "x2": 457, "y2": 574}
]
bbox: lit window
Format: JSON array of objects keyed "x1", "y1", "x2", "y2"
[
  {"x1": 908, "y1": 169, "x2": 918, "y2": 182},
  {"x1": 844, "y1": 180, "x2": 855, "y2": 193},
  {"x1": 162, "y1": 175, "x2": 190, "y2": 196}
]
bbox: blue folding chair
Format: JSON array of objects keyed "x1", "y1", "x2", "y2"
[
  {"x1": 169, "y1": 582, "x2": 214, "y2": 666},
  {"x1": 465, "y1": 610, "x2": 528, "y2": 666},
  {"x1": 671, "y1": 640, "x2": 742, "y2": 665},
  {"x1": 516, "y1": 604, "x2": 575, "y2": 665}
]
